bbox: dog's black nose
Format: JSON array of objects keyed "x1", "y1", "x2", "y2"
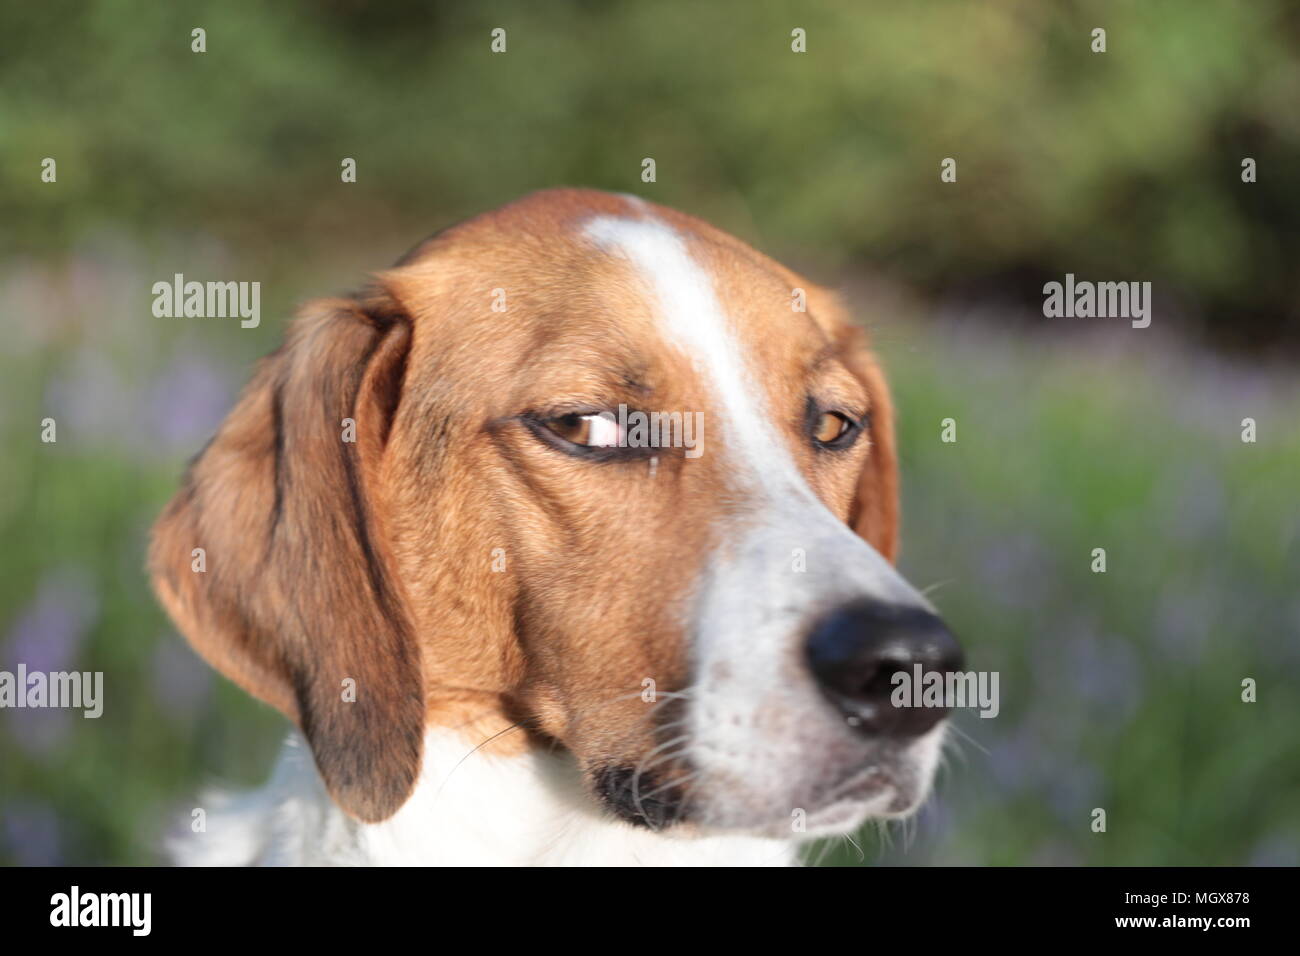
[{"x1": 805, "y1": 600, "x2": 964, "y2": 738}]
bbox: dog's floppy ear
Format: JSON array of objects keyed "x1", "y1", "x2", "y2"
[
  {"x1": 148, "y1": 287, "x2": 423, "y2": 823},
  {"x1": 817, "y1": 297, "x2": 901, "y2": 564}
]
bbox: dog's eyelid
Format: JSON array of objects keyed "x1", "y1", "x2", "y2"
[
  {"x1": 520, "y1": 410, "x2": 660, "y2": 462},
  {"x1": 837, "y1": 403, "x2": 870, "y2": 428},
  {"x1": 528, "y1": 405, "x2": 602, "y2": 422},
  {"x1": 806, "y1": 397, "x2": 869, "y2": 429},
  {"x1": 525, "y1": 400, "x2": 630, "y2": 422},
  {"x1": 807, "y1": 389, "x2": 868, "y2": 419}
]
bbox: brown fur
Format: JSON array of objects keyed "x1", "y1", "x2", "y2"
[{"x1": 149, "y1": 188, "x2": 900, "y2": 822}]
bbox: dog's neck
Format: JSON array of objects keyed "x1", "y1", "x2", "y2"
[{"x1": 172, "y1": 729, "x2": 796, "y2": 866}]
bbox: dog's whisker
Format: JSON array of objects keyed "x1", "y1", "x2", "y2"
[
  {"x1": 432, "y1": 719, "x2": 529, "y2": 802},
  {"x1": 637, "y1": 768, "x2": 699, "y2": 804},
  {"x1": 842, "y1": 829, "x2": 866, "y2": 863},
  {"x1": 630, "y1": 735, "x2": 692, "y2": 819},
  {"x1": 945, "y1": 720, "x2": 989, "y2": 758},
  {"x1": 919, "y1": 578, "x2": 955, "y2": 598}
]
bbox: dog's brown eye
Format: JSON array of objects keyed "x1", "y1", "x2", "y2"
[
  {"x1": 545, "y1": 412, "x2": 622, "y2": 448},
  {"x1": 813, "y1": 411, "x2": 853, "y2": 445}
]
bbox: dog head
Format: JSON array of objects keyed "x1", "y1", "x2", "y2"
[{"x1": 150, "y1": 188, "x2": 961, "y2": 837}]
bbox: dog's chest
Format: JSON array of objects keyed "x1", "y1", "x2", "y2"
[{"x1": 174, "y1": 730, "x2": 795, "y2": 867}]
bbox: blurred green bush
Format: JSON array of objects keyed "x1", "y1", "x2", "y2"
[{"x1": 4, "y1": 0, "x2": 1299, "y2": 346}]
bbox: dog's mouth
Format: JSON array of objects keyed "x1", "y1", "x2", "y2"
[
  {"x1": 806, "y1": 756, "x2": 930, "y2": 820},
  {"x1": 590, "y1": 731, "x2": 941, "y2": 835},
  {"x1": 591, "y1": 765, "x2": 691, "y2": 830}
]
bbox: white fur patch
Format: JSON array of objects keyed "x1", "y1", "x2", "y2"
[
  {"x1": 171, "y1": 730, "x2": 795, "y2": 866},
  {"x1": 585, "y1": 216, "x2": 790, "y2": 481}
]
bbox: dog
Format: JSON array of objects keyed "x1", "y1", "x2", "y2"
[{"x1": 149, "y1": 188, "x2": 963, "y2": 866}]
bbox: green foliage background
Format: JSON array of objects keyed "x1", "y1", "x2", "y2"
[{"x1": 1, "y1": 1, "x2": 1297, "y2": 865}]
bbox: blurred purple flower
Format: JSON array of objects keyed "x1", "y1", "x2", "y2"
[
  {"x1": 3, "y1": 707, "x2": 74, "y2": 757},
  {"x1": 1162, "y1": 464, "x2": 1226, "y2": 543},
  {"x1": 140, "y1": 348, "x2": 235, "y2": 453},
  {"x1": 1070, "y1": 632, "x2": 1143, "y2": 720},
  {"x1": 916, "y1": 794, "x2": 952, "y2": 842},
  {"x1": 1045, "y1": 762, "x2": 1102, "y2": 829},
  {"x1": 4, "y1": 567, "x2": 99, "y2": 673},
  {"x1": 1029, "y1": 840, "x2": 1082, "y2": 866},
  {"x1": 1249, "y1": 835, "x2": 1299, "y2": 867},
  {"x1": 151, "y1": 636, "x2": 212, "y2": 721},
  {"x1": 974, "y1": 531, "x2": 1053, "y2": 610},
  {"x1": 2, "y1": 803, "x2": 62, "y2": 866},
  {"x1": 40, "y1": 341, "x2": 235, "y2": 460},
  {"x1": 1033, "y1": 623, "x2": 1143, "y2": 726},
  {"x1": 986, "y1": 726, "x2": 1040, "y2": 795},
  {"x1": 1153, "y1": 587, "x2": 1213, "y2": 661},
  {"x1": 2, "y1": 567, "x2": 99, "y2": 756},
  {"x1": 44, "y1": 350, "x2": 132, "y2": 440},
  {"x1": 0, "y1": 261, "x2": 61, "y2": 357}
]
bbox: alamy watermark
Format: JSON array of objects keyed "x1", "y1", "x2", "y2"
[
  {"x1": 1043, "y1": 273, "x2": 1151, "y2": 328},
  {"x1": 891, "y1": 665, "x2": 999, "y2": 719},
  {"x1": 0, "y1": 665, "x2": 103, "y2": 718},
  {"x1": 152, "y1": 273, "x2": 260, "y2": 328},
  {"x1": 50, "y1": 886, "x2": 150, "y2": 936},
  {"x1": 591, "y1": 404, "x2": 705, "y2": 458}
]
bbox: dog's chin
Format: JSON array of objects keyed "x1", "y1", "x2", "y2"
[
  {"x1": 797, "y1": 767, "x2": 934, "y2": 837},
  {"x1": 695, "y1": 770, "x2": 934, "y2": 840},
  {"x1": 591, "y1": 723, "x2": 946, "y2": 839},
  {"x1": 678, "y1": 722, "x2": 948, "y2": 840},
  {"x1": 591, "y1": 763, "x2": 931, "y2": 839}
]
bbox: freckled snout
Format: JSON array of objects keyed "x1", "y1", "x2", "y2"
[{"x1": 805, "y1": 600, "x2": 964, "y2": 738}]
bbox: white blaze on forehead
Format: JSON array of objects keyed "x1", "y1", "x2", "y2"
[
  {"x1": 584, "y1": 215, "x2": 797, "y2": 485},
  {"x1": 581, "y1": 213, "x2": 917, "y2": 604}
]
